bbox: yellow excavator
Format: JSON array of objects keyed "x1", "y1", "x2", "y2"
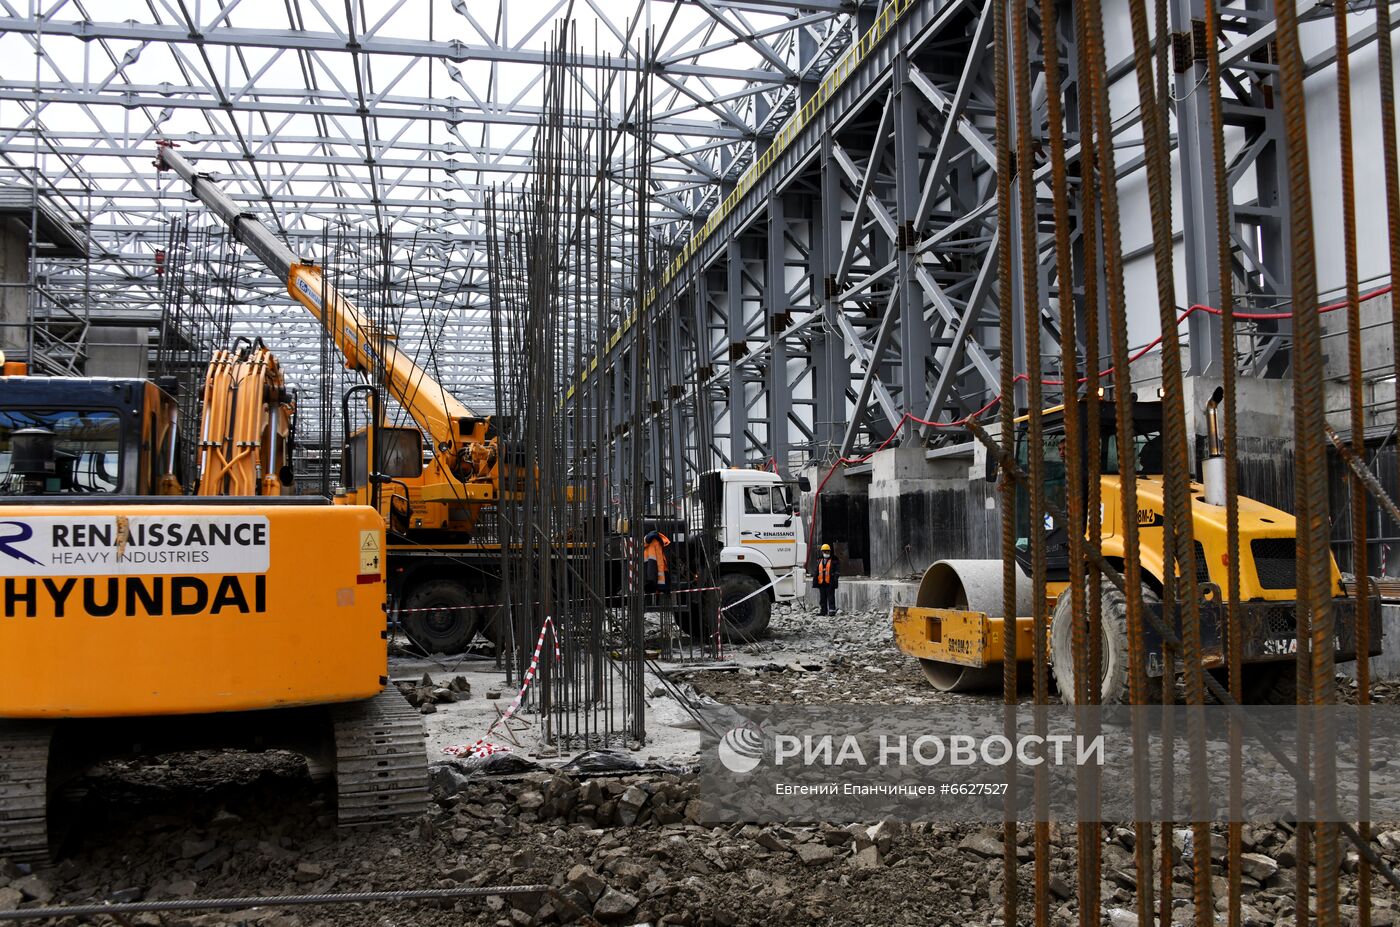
[
  {"x1": 892, "y1": 395, "x2": 1382, "y2": 703},
  {"x1": 0, "y1": 347, "x2": 426, "y2": 861},
  {"x1": 157, "y1": 141, "x2": 508, "y2": 653}
]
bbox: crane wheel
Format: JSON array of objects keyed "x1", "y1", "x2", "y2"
[
  {"x1": 401, "y1": 579, "x2": 482, "y2": 654},
  {"x1": 719, "y1": 573, "x2": 771, "y2": 642},
  {"x1": 1052, "y1": 577, "x2": 1161, "y2": 705}
]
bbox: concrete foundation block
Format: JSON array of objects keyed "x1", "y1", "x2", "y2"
[{"x1": 805, "y1": 578, "x2": 919, "y2": 613}]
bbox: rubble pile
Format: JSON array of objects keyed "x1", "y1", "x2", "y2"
[
  {"x1": 14, "y1": 600, "x2": 1400, "y2": 925},
  {"x1": 750, "y1": 603, "x2": 896, "y2": 656},
  {"x1": 398, "y1": 674, "x2": 473, "y2": 714},
  {"x1": 15, "y1": 751, "x2": 1400, "y2": 927}
]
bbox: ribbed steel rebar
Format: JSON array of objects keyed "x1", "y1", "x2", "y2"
[
  {"x1": 1009, "y1": 2, "x2": 1050, "y2": 922},
  {"x1": 0, "y1": 885, "x2": 554, "y2": 921},
  {"x1": 992, "y1": 0, "x2": 1019, "y2": 919}
]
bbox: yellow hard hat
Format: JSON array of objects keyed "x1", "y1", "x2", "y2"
[{"x1": 821, "y1": 544, "x2": 831, "y2": 551}]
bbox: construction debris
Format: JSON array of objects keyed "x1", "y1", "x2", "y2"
[{"x1": 17, "y1": 748, "x2": 1400, "y2": 926}]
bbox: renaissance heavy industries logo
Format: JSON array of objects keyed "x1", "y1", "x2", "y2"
[{"x1": 0, "y1": 515, "x2": 271, "y2": 618}]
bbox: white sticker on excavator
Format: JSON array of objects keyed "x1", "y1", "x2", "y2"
[{"x1": 0, "y1": 515, "x2": 270, "y2": 576}]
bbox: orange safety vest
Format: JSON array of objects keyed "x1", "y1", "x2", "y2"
[
  {"x1": 817, "y1": 558, "x2": 834, "y2": 585},
  {"x1": 644, "y1": 534, "x2": 669, "y2": 583}
]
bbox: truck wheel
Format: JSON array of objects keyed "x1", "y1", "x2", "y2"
[
  {"x1": 720, "y1": 573, "x2": 771, "y2": 642},
  {"x1": 1211, "y1": 661, "x2": 1298, "y2": 705},
  {"x1": 679, "y1": 593, "x2": 719, "y2": 641},
  {"x1": 474, "y1": 583, "x2": 506, "y2": 647},
  {"x1": 1052, "y1": 578, "x2": 1160, "y2": 705},
  {"x1": 401, "y1": 579, "x2": 481, "y2": 654}
]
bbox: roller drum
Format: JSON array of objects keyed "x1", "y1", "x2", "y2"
[{"x1": 914, "y1": 559, "x2": 1032, "y2": 692}]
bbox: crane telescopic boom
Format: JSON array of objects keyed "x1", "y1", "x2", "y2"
[{"x1": 156, "y1": 141, "x2": 497, "y2": 503}]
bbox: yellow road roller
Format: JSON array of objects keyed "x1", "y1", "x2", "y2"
[{"x1": 893, "y1": 398, "x2": 1381, "y2": 703}]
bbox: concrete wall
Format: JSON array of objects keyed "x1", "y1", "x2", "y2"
[
  {"x1": 864, "y1": 445, "x2": 996, "y2": 579},
  {"x1": 84, "y1": 326, "x2": 149, "y2": 379},
  {"x1": 1338, "y1": 605, "x2": 1400, "y2": 682},
  {"x1": 804, "y1": 577, "x2": 918, "y2": 613},
  {"x1": 801, "y1": 462, "x2": 870, "y2": 574}
]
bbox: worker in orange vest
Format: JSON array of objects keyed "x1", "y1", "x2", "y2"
[
  {"x1": 814, "y1": 543, "x2": 840, "y2": 615},
  {"x1": 644, "y1": 529, "x2": 671, "y2": 592}
]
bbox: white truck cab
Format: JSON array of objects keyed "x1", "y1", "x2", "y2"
[{"x1": 687, "y1": 468, "x2": 808, "y2": 639}]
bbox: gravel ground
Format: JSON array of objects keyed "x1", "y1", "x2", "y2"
[
  {"x1": 10, "y1": 601, "x2": 1400, "y2": 926},
  {"x1": 23, "y1": 750, "x2": 1400, "y2": 927},
  {"x1": 678, "y1": 602, "x2": 966, "y2": 706}
]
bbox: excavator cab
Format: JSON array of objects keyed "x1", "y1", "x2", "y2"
[{"x1": 0, "y1": 376, "x2": 180, "y2": 495}]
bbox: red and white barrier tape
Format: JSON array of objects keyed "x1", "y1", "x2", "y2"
[
  {"x1": 396, "y1": 586, "x2": 723, "y2": 616},
  {"x1": 443, "y1": 616, "x2": 562, "y2": 759}
]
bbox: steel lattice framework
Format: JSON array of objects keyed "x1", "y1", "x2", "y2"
[
  {"x1": 0, "y1": 0, "x2": 862, "y2": 415},
  {"x1": 3, "y1": 0, "x2": 1398, "y2": 490},
  {"x1": 569, "y1": 0, "x2": 1400, "y2": 495}
]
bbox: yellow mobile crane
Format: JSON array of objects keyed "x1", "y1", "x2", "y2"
[
  {"x1": 157, "y1": 141, "x2": 507, "y2": 653},
  {"x1": 157, "y1": 142, "x2": 816, "y2": 646}
]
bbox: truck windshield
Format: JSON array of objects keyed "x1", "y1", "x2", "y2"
[
  {"x1": 0, "y1": 409, "x2": 122, "y2": 493},
  {"x1": 744, "y1": 484, "x2": 790, "y2": 515}
]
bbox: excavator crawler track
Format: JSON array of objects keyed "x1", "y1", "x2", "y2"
[
  {"x1": 331, "y1": 687, "x2": 430, "y2": 826},
  {"x1": 0, "y1": 723, "x2": 53, "y2": 864}
]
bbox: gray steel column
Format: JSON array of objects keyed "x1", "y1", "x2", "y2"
[
  {"x1": 814, "y1": 136, "x2": 849, "y2": 458},
  {"x1": 894, "y1": 54, "x2": 928, "y2": 422},
  {"x1": 691, "y1": 274, "x2": 718, "y2": 470},
  {"x1": 611, "y1": 345, "x2": 628, "y2": 491},
  {"x1": 1177, "y1": 0, "x2": 1290, "y2": 375},
  {"x1": 1007, "y1": 62, "x2": 1029, "y2": 414},
  {"x1": 767, "y1": 191, "x2": 792, "y2": 472},
  {"x1": 726, "y1": 238, "x2": 748, "y2": 465},
  {"x1": 1174, "y1": 0, "x2": 1224, "y2": 374},
  {"x1": 645, "y1": 306, "x2": 665, "y2": 508},
  {"x1": 666, "y1": 296, "x2": 688, "y2": 498}
]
